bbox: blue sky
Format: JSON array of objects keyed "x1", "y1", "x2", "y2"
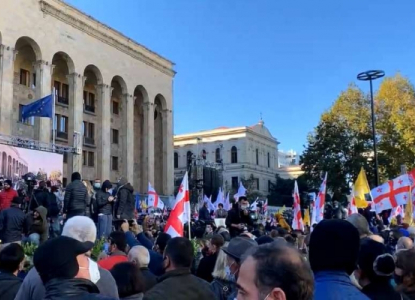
[{"x1": 66, "y1": 0, "x2": 415, "y2": 153}]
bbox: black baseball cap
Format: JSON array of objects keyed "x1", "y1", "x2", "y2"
[
  {"x1": 222, "y1": 237, "x2": 257, "y2": 261},
  {"x1": 34, "y1": 236, "x2": 94, "y2": 283}
]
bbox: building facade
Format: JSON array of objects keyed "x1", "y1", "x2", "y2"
[
  {"x1": 0, "y1": 145, "x2": 28, "y2": 178},
  {"x1": 174, "y1": 120, "x2": 279, "y2": 196},
  {"x1": 0, "y1": 0, "x2": 175, "y2": 195},
  {"x1": 278, "y1": 149, "x2": 300, "y2": 167}
]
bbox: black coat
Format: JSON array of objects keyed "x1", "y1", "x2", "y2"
[
  {"x1": 0, "y1": 206, "x2": 26, "y2": 243},
  {"x1": 31, "y1": 189, "x2": 49, "y2": 211},
  {"x1": 198, "y1": 206, "x2": 211, "y2": 222},
  {"x1": 0, "y1": 272, "x2": 23, "y2": 300},
  {"x1": 225, "y1": 208, "x2": 253, "y2": 237},
  {"x1": 47, "y1": 192, "x2": 60, "y2": 218},
  {"x1": 140, "y1": 267, "x2": 157, "y2": 291},
  {"x1": 63, "y1": 180, "x2": 88, "y2": 217},
  {"x1": 43, "y1": 278, "x2": 117, "y2": 300},
  {"x1": 115, "y1": 183, "x2": 134, "y2": 219},
  {"x1": 96, "y1": 190, "x2": 113, "y2": 215},
  {"x1": 196, "y1": 252, "x2": 218, "y2": 283},
  {"x1": 362, "y1": 282, "x2": 407, "y2": 300},
  {"x1": 144, "y1": 268, "x2": 215, "y2": 300}
]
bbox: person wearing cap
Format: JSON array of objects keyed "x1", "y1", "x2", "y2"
[
  {"x1": 309, "y1": 219, "x2": 369, "y2": 300},
  {"x1": 144, "y1": 237, "x2": 215, "y2": 300},
  {"x1": 221, "y1": 236, "x2": 258, "y2": 299},
  {"x1": 225, "y1": 197, "x2": 253, "y2": 237},
  {"x1": 15, "y1": 216, "x2": 119, "y2": 300},
  {"x1": 33, "y1": 235, "x2": 117, "y2": 300},
  {"x1": 0, "y1": 196, "x2": 25, "y2": 249},
  {"x1": 0, "y1": 179, "x2": 18, "y2": 212}
]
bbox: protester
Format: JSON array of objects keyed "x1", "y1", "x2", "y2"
[
  {"x1": 236, "y1": 243, "x2": 314, "y2": 300},
  {"x1": 24, "y1": 205, "x2": 48, "y2": 245},
  {"x1": 396, "y1": 237, "x2": 413, "y2": 251},
  {"x1": 144, "y1": 237, "x2": 216, "y2": 300},
  {"x1": 199, "y1": 202, "x2": 211, "y2": 222},
  {"x1": 48, "y1": 186, "x2": 61, "y2": 238},
  {"x1": 211, "y1": 242, "x2": 237, "y2": 300},
  {"x1": 91, "y1": 179, "x2": 102, "y2": 223},
  {"x1": 111, "y1": 262, "x2": 145, "y2": 300},
  {"x1": 115, "y1": 177, "x2": 134, "y2": 220},
  {"x1": 0, "y1": 243, "x2": 25, "y2": 300},
  {"x1": 15, "y1": 216, "x2": 119, "y2": 300},
  {"x1": 215, "y1": 203, "x2": 227, "y2": 218},
  {"x1": 0, "y1": 196, "x2": 25, "y2": 249},
  {"x1": 83, "y1": 180, "x2": 94, "y2": 218},
  {"x1": 226, "y1": 197, "x2": 254, "y2": 237},
  {"x1": 355, "y1": 238, "x2": 402, "y2": 300},
  {"x1": 31, "y1": 181, "x2": 49, "y2": 211},
  {"x1": 33, "y1": 235, "x2": 117, "y2": 300},
  {"x1": 309, "y1": 219, "x2": 369, "y2": 300},
  {"x1": 128, "y1": 245, "x2": 157, "y2": 291},
  {"x1": 347, "y1": 213, "x2": 372, "y2": 239},
  {"x1": 222, "y1": 236, "x2": 258, "y2": 299},
  {"x1": 197, "y1": 233, "x2": 224, "y2": 283},
  {"x1": 96, "y1": 180, "x2": 115, "y2": 239},
  {"x1": 63, "y1": 172, "x2": 89, "y2": 220},
  {"x1": 395, "y1": 248, "x2": 415, "y2": 299},
  {"x1": 0, "y1": 179, "x2": 18, "y2": 211},
  {"x1": 98, "y1": 231, "x2": 128, "y2": 270}
]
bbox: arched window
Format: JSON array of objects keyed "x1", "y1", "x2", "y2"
[
  {"x1": 231, "y1": 146, "x2": 238, "y2": 164},
  {"x1": 202, "y1": 149, "x2": 207, "y2": 160},
  {"x1": 267, "y1": 152, "x2": 270, "y2": 168},
  {"x1": 215, "y1": 148, "x2": 221, "y2": 163},
  {"x1": 174, "y1": 152, "x2": 179, "y2": 168},
  {"x1": 187, "y1": 151, "x2": 193, "y2": 167},
  {"x1": 256, "y1": 149, "x2": 259, "y2": 165}
]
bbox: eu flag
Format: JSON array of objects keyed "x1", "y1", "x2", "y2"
[{"x1": 22, "y1": 94, "x2": 53, "y2": 120}]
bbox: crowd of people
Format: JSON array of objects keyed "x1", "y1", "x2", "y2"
[{"x1": 0, "y1": 172, "x2": 415, "y2": 299}]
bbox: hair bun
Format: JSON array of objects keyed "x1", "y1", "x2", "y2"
[{"x1": 373, "y1": 253, "x2": 395, "y2": 276}]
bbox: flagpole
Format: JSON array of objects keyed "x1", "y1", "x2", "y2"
[
  {"x1": 52, "y1": 87, "x2": 56, "y2": 150},
  {"x1": 188, "y1": 202, "x2": 191, "y2": 240}
]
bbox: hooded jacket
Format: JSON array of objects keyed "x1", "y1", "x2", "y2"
[
  {"x1": 0, "y1": 272, "x2": 23, "y2": 300},
  {"x1": 115, "y1": 178, "x2": 134, "y2": 219},
  {"x1": 0, "y1": 205, "x2": 26, "y2": 243},
  {"x1": 26, "y1": 206, "x2": 48, "y2": 243},
  {"x1": 63, "y1": 179, "x2": 88, "y2": 217}
]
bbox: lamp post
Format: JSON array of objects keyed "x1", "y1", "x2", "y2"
[{"x1": 357, "y1": 70, "x2": 385, "y2": 186}]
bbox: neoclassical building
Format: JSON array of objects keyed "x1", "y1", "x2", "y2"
[
  {"x1": 0, "y1": 145, "x2": 28, "y2": 178},
  {"x1": 174, "y1": 120, "x2": 280, "y2": 196},
  {"x1": 0, "y1": 0, "x2": 175, "y2": 195}
]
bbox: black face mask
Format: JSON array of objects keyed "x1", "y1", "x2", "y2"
[{"x1": 394, "y1": 273, "x2": 404, "y2": 285}]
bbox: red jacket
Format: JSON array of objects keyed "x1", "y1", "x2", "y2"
[
  {"x1": 0, "y1": 188, "x2": 18, "y2": 211},
  {"x1": 98, "y1": 253, "x2": 128, "y2": 270}
]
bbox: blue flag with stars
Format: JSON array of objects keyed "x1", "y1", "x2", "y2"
[{"x1": 22, "y1": 94, "x2": 53, "y2": 120}]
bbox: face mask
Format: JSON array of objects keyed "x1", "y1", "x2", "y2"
[
  {"x1": 108, "y1": 188, "x2": 113, "y2": 195},
  {"x1": 240, "y1": 205, "x2": 248, "y2": 210},
  {"x1": 394, "y1": 273, "x2": 404, "y2": 285},
  {"x1": 87, "y1": 258, "x2": 101, "y2": 284},
  {"x1": 225, "y1": 262, "x2": 236, "y2": 282},
  {"x1": 94, "y1": 183, "x2": 101, "y2": 189}
]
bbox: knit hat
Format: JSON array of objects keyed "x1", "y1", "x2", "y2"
[
  {"x1": 309, "y1": 219, "x2": 360, "y2": 275},
  {"x1": 34, "y1": 236, "x2": 94, "y2": 283},
  {"x1": 358, "y1": 238, "x2": 394, "y2": 282},
  {"x1": 4, "y1": 179, "x2": 12, "y2": 186},
  {"x1": 222, "y1": 237, "x2": 257, "y2": 261}
]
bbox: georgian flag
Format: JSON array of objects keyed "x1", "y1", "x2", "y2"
[
  {"x1": 348, "y1": 186, "x2": 358, "y2": 215},
  {"x1": 388, "y1": 205, "x2": 404, "y2": 223},
  {"x1": 292, "y1": 180, "x2": 304, "y2": 231},
  {"x1": 314, "y1": 173, "x2": 327, "y2": 224},
  {"x1": 371, "y1": 174, "x2": 411, "y2": 214},
  {"x1": 148, "y1": 182, "x2": 164, "y2": 209}
]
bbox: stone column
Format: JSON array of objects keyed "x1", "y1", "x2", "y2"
[
  {"x1": 96, "y1": 84, "x2": 111, "y2": 180},
  {"x1": 163, "y1": 108, "x2": 174, "y2": 195},
  {"x1": 33, "y1": 60, "x2": 53, "y2": 144},
  {"x1": 122, "y1": 93, "x2": 134, "y2": 185},
  {"x1": 142, "y1": 101, "x2": 154, "y2": 191},
  {"x1": 0, "y1": 45, "x2": 17, "y2": 135},
  {"x1": 67, "y1": 73, "x2": 85, "y2": 175}
]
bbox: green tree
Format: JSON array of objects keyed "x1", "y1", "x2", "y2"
[{"x1": 268, "y1": 174, "x2": 311, "y2": 207}]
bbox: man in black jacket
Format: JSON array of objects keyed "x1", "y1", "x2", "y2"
[
  {"x1": 63, "y1": 172, "x2": 88, "y2": 220},
  {"x1": 0, "y1": 196, "x2": 25, "y2": 247},
  {"x1": 197, "y1": 234, "x2": 224, "y2": 282},
  {"x1": 96, "y1": 180, "x2": 114, "y2": 239},
  {"x1": 115, "y1": 177, "x2": 134, "y2": 220},
  {"x1": 225, "y1": 197, "x2": 253, "y2": 237},
  {"x1": 144, "y1": 237, "x2": 216, "y2": 300},
  {"x1": 199, "y1": 202, "x2": 211, "y2": 222},
  {"x1": 0, "y1": 243, "x2": 25, "y2": 300}
]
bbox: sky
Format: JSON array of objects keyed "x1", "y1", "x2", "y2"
[{"x1": 66, "y1": 0, "x2": 415, "y2": 153}]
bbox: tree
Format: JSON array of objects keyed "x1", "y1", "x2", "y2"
[{"x1": 268, "y1": 174, "x2": 311, "y2": 207}]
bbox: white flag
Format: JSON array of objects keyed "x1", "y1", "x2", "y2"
[{"x1": 148, "y1": 182, "x2": 164, "y2": 209}]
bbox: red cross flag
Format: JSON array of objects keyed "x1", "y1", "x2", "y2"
[
  {"x1": 371, "y1": 174, "x2": 411, "y2": 214},
  {"x1": 292, "y1": 180, "x2": 304, "y2": 231},
  {"x1": 164, "y1": 172, "x2": 190, "y2": 238},
  {"x1": 148, "y1": 182, "x2": 164, "y2": 209},
  {"x1": 314, "y1": 172, "x2": 327, "y2": 224}
]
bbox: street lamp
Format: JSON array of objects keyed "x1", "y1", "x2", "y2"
[{"x1": 357, "y1": 70, "x2": 385, "y2": 186}]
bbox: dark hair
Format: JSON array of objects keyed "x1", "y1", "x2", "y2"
[
  {"x1": 211, "y1": 234, "x2": 225, "y2": 248},
  {"x1": 247, "y1": 244, "x2": 314, "y2": 300},
  {"x1": 156, "y1": 233, "x2": 171, "y2": 253},
  {"x1": 11, "y1": 196, "x2": 23, "y2": 205},
  {"x1": 396, "y1": 248, "x2": 415, "y2": 279},
  {"x1": 71, "y1": 172, "x2": 81, "y2": 182},
  {"x1": 239, "y1": 196, "x2": 248, "y2": 202},
  {"x1": 38, "y1": 181, "x2": 46, "y2": 189},
  {"x1": 358, "y1": 238, "x2": 393, "y2": 283},
  {"x1": 0, "y1": 243, "x2": 24, "y2": 273},
  {"x1": 218, "y1": 203, "x2": 223, "y2": 208},
  {"x1": 110, "y1": 262, "x2": 145, "y2": 297},
  {"x1": 165, "y1": 237, "x2": 194, "y2": 268},
  {"x1": 270, "y1": 230, "x2": 279, "y2": 238},
  {"x1": 109, "y1": 231, "x2": 127, "y2": 253},
  {"x1": 101, "y1": 180, "x2": 112, "y2": 192},
  {"x1": 220, "y1": 231, "x2": 231, "y2": 242},
  {"x1": 51, "y1": 186, "x2": 58, "y2": 193},
  {"x1": 46, "y1": 181, "x2": 51, "y2": 188},
  {"x1": 285, "y1": 235, "x2": 296, "y2": 245}
]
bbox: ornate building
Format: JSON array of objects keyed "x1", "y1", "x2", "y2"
[
  {"x1": 0, "y1": 0, "x2": 175, "y2": 195},
  {"x1": 174, "y1": 120, "x2": 279, "y2": 196}
]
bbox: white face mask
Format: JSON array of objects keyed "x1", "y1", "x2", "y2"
[
  {"x1": 108, "y1": 188, "x2": 113, "y2": 195},
  {"x1": 240, "y1": 205, "x2": 248, "y2": 210},
  {"x1": 88, "y1": 258, "x2": 101, "y2": 284}
]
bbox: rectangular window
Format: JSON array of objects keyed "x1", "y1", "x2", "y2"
[
  {"x1": 88, "y1": 152, "x2": 94, "y2": 167},
  {"x1": 61, "y1": 83, "x2": 69, "y2": 99},
  {"x1": 20, "y1": 69, "x2": 29, "y2": 86},
  {"x1": 112, "y1": 129, "x2": 119, "y2": 144},
  {"x1": 83, "y1": 122, "x2": 95, "y2": 145},
  {"x1": 55, "y1": 114, "x2": 68, "y2": 140},
  {"x1": 32, "y1": 73, "x2": 36, "y2": 87},
  {"x1": 82, "y1": 151, "x2": 87, "y2": 166},
  {"x1": 60, "y1": 116, "x2": 68, "y2": 133},
  {"x1": 88, "y1": 123, "x2": 95, "y2": 139},
  {"x1": 112, "y1": 156, "x2": 119, "y2": 171},
  {"x1": 254, "y1": 178, "x2": 260, "y2": 190},
  {"x1": 19, "y1": 105, "x2": 35, "y2": 126},
  {"x1": 83, "y1": 91, "x2": 88, "y2": 103},
  {"x1": 54, "y1": 81, "x2": 61, "y2": 96},
  {"x1": 84, "y1": 92, "x2": 95, "y2": 113},
  {"x1": 231, "y1": 177, "x2": 238, "y2": 190},
  {"x1": 112, "y1": 101, "x2": 119, "y2": 115}
]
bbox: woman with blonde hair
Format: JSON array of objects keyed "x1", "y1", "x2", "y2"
[
  {"x1": 82, "y1": 180, "x2": 93, "y2": 218},
  {"x1": 210, "y1": 242, "x2": 237, "y2": 300}
]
